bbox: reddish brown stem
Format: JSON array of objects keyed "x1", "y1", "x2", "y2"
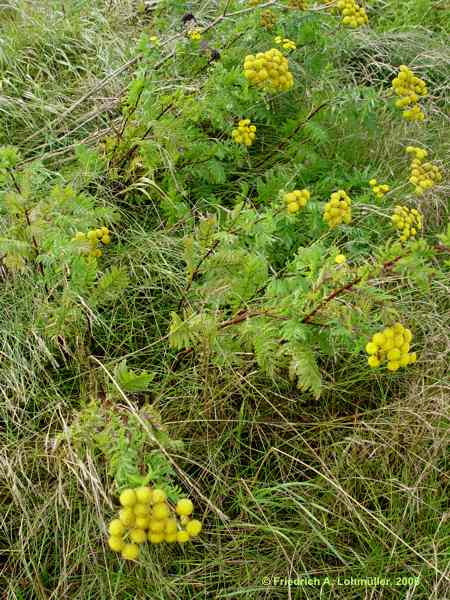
[{"x1": 302, "y1": 255, "x2": 403, "y2": 324}]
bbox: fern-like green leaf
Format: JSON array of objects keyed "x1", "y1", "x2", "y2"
[
  {"x1": 91, "y1": 266, "x2": 129, "y2": 306},
  {"x1": 285, "y1": 342, "x2": 322, "y2": 399}
]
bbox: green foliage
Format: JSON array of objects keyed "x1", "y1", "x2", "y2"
[
  {"x1": 56, "y1": 398, "x2": 183, "y2": 492},
  {"x1": 1, "y1": 1, "x2": 449, "y2": 597},
  {"x1": 115, "y1": 360, "x2": 155, "y2": 393}
]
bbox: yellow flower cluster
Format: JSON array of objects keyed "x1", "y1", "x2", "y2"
[
  {"x1": 261, "y1": 9, "x2": 277, "y2": 30},
  {"x1": 337, "y1": 0, "x2": 368, "y2": 28},
  {"x1": 335, "y1": 254, "x2": 346, "y2": 264},
  {"x1": 288, "y1": 0, "x2": 309, "y2": 9},
  {"x1": 406, "y1": 146, "x2": 442, "y2": 195},
  {"x1": 323, "y1": 190, "x2": 352, "y2": 228},
  {"x1": 365, "y1": 323, "x2": 416, "y2": 371},
  {"x1": 391, "y1": 205, "x2": 422, "y2": 242},
  {"x1": 107, "y1": 487, "x2": 202, "y2": 560},
  {"x1": 391, "y1": 66, "x2": 427, "y2": 121},
  {"x1": 243, "y1": 48, "x2": 294, "y2": 92},
  {"x1": 188, "y1": 29, "x2": 202, "y2": 41},
  {"x1": 274, "y1": 36, "x2": 296, "y2": 51},
  {"x1": 283, "y1": 189, "x2": 310, "y2": 213},
  {"x1": 369, "y1": 178, "x2": 390, "y2": 199},
  {"x1": 232, "y1": 119, "x2": 257, "y2": 147},
  {"x1": 73, "y1": 226, "x2": 111, "y2": 258}
]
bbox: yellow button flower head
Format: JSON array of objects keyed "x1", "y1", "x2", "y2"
[
  {"x1": 391, "y1": 205, "x2": 422, "y2": 242},
  {"x1": 135, "y1": 486, "x2": 153, "y2": 504},
  {"x1": 275, "y1": 36, "x2": 296, "y2": 52},
  {"x1": 369, "y1": 178, "x2": 390, "y2": 199},
  {"x1": 288, "y1": 0, "x2": 309, "y2": 9},
  {"x1": 405, "y1": 146, "x2": 442, "y2": 195},
  {"x1": 108, "y1": 536, "x2": 125, "y2": 552},
  {"x1": 74, "y1": 226, "x2": 111, "y2": 258},
  {"x1": 120, "y1": 489, "x2": 137, "y2": 507},
  {"x1": 186, "y1": 519, "x2": 203, "y2": 537},
  {"x1": 337, "y1": 0, "x2": 368, "y2": 28},
  {"x1": 121, "y1": 543, "x2": 140, "y2": 561},
  {"x1": 260, "y1": 9, "x2": 277, "y2": 31},
  {"x1": 283, "y1": 189, "x2": 310, "y2": 214},
  {"x1": 232, "y1": 119, "x2": 257, "y2": 147},
  {"x1": 188, "y1": 29, "x2": 202, "y2": 41},
  {"x1": 107, "y1": 487, "x2": 202, "y2": 555},
  {"x1": 109, "y1": 519, "x2": 126, "y2": 537},
  {"x1": 392, "y1": 66, "x2": 427, "y2": 121},
  {"x1": 365, "y1": 323, "x2": 416, "y2": 371},
  {"x1": 119, "y1": 507, "x2": 135, "y2": 527},
  {"x1": 152, "y1": 502, "x2": 170, "y2": 520},
  {"x1": 335, "y1": 254, "x2": 346, "y2": 265},
  {"x1": 243, "y1": 48, "x2": 294, "y2": 93},
  {"x1": 176, "y1": 498, "x2": 194, "y2": 517},
  {"x1": 177, "y1": 530, "x2": 190, "y2": 543},
  {"x1": 323, "y1": 190, "x2": 352, "y2": 228},
  {"x1": 130, "y1": 528, "x2": 147, "y2": 544},
  {"x1": 152, "y1": 488, "x2": 167, "y2": 504}
]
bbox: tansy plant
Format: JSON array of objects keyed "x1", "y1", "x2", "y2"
[
  {"x1": 243, "y1": 48, "x2": 294, "y2": 92},
  {"x1": 0, "y1": 145, "x2": 128, "y2": 349},
  {"x1": 392, "y1": 66, "x2": 427, "y2": 121},
  {"x1": 337, "y1": 0, "x2": 368, "y2": 28},
  {"x1": 103, "y1": 2, "x2": 446, "y2": 406},
  {"x1": 108, "y1": 487, "x2": 202, "y2": 560},
  {"x1": 406, "y1": 146, "x2": 442, "y2": 195},
  {"x1": 232, "y1": 119, "x2": 257, "y2": 147}
]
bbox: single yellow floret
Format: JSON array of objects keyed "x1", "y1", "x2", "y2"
[
  {"x1": 149, "y1": 532, "x2": 165, "y2": 544},
  {"x1": 135, "y1": 516, "x2": 150, "y2": 529},
  {"x1": 134, "y1": 503, "x2": 150, "y2": 517},
  {"x1": 372, "y1": 333, "x2": 385, "y2": 346},
  {"x1": 365, "y1": 342, "x2": 378, "y2": 355},
  {"x1": 165, "y1": 519, "x2": 178, "y2": 534},
  {"x1": 152, "y1": 489, "x2": 167, "y2": 504},
  {"x1": 119, "y1": 489, "x2": 137, "y2": 507},
  {"x1": 109, "y1": 519, "x2": 126, "y2": 537},
  {"x1": 387, "y1": 361, "x2": 400, "y2": 371},
  {"x1": 387, "y1": 349, "x2": 401, "y2": 361},
  {"x1": 153, "y1": 503, "x2": 170, "y2": 520},
  {"x1": 119, "y1": 507, "x2": 135, "y2": 527},
  {"x1": 177, "y1": 530, "x2": 190, "y2": 543},
  {"x1": 135, "y1": 486, "x2": 153, "y2": 504},
  {"x1": 108, "y1": 536, "x2": 125, "y2": 552},
  {"x1": 186, "y1": 519, "x2": 202, "y2": 537},
  {"x1": 176, "y1": 498, "x2": 194, "y2": 517},
  {"x1": 335, "y1": 254, "x2": 346, "y2": 265},
  {"x1": 149, "y1": 519, "x2": 166, "y2": 533},
  {"x1": 368, "y1": 356, "x2": 380, "y2": 368},
  {"x1": 121, "y1": 543, "x2": 140, "y2": 561},
  {"x1": 130, "y1": 528, "x2": 147, "y2": 544}
]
